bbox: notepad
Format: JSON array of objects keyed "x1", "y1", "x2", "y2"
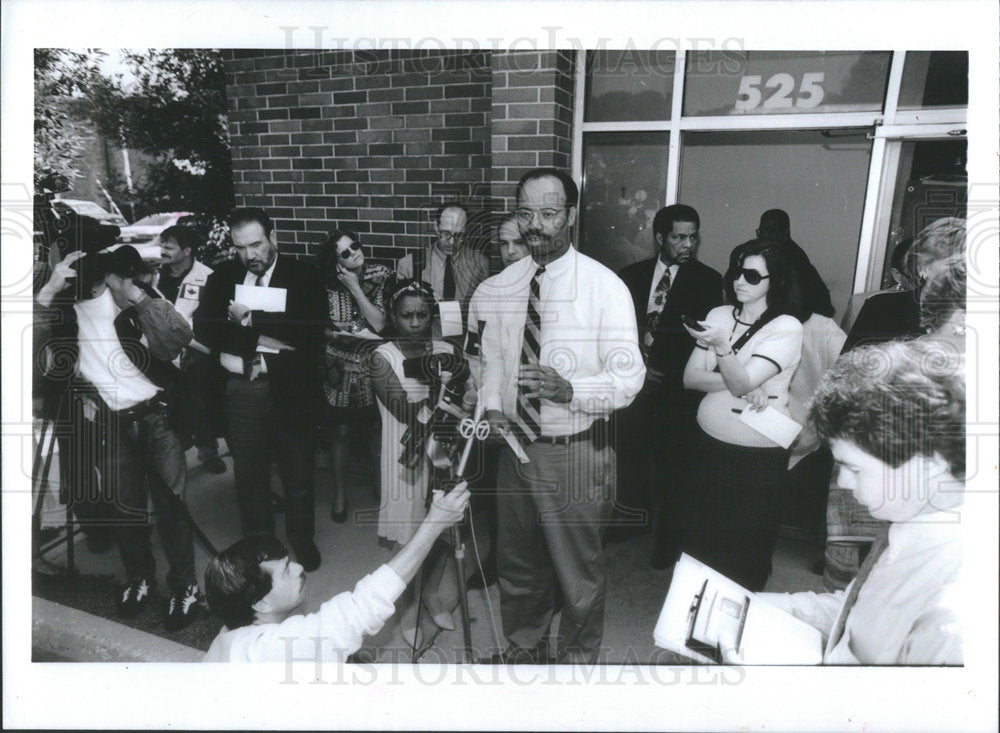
[
  {"x1": 437, "y1": 300, "x2": 464, "y2": 338},
  {"x1": 654, "y1": 554, "x2": 823, "y2": 665},
  {"x1": 234, "y1": 284, "x2": 287, "y2": 312},
  {"x1": 738, "y1": 405, "x2": 803, "y2": 449}
]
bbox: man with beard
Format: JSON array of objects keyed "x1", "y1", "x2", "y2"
[
  {"x1": 480, "y1": 168, "x2": 644, "y2": 664},
  {"x1": 194, "y1": 207, "x2": 327, "y2": 571},
  {"x1": 616, "y1": 205, "x2": 723, "y2": 568}
]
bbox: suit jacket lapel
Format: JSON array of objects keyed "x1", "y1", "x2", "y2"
[
  {"x1": 267, "y1": 255, "x2": 287, "y2": 289},
  {"x1": 638, "y1": 258, "x2": 658, "y2": 315}
]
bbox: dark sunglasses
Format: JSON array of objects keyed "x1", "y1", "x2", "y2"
[
  {"x1": 736, "y1": 268, "x2": 770, "y2": 286},
  {"x1": 339, "y1": 241, "x2": 362, "y2": 259}
]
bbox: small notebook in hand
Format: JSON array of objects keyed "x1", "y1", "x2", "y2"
[
  {"x1": 653, "y1": 554, "x2": 823, "y2": 665},
  {"x1": 737, "y1": 405, "x2": 803, "y2": 449}
]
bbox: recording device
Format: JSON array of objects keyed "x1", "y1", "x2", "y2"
[
  {"x1": 682, "y1": 314, "x2": 705, "y2": 332},
  {"x1": 398, "y1": 353, "x2": 471, "y2": 470},
  {"x1": 401, "y1": 351, "x2": 466, "y2": 383},
  {"x1": 686, "y1": 578, "x2": 749, "y2": 664}
]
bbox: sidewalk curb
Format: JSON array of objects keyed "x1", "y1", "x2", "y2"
[{"x1": 33, "y1": 597, "x2": 204, "y2": 663}]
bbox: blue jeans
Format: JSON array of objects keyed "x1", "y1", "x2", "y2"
[{"x1": 224, "y1": 375, "x2": 316, "y2": 544}]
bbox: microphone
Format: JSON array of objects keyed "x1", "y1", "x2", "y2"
[{"x1": 462, "y1": 387, "x2": 478, "y2": 414}]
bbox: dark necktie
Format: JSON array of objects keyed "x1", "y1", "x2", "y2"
[
  {"x1": 644, "y1": 266, "x2": 672, "y2": 350},
  {"x1": 244, "y1": 276, "x2": 265, "y2": 380},
  {"x1": 443, "y1": 255, "x2": 456, "y2": 300},
  {"x1": 826, "y1": 528, "x2": 890, "y2": 651},
  {"x1": 513, "y1": 265, "x2": 545, "y2": 444}
]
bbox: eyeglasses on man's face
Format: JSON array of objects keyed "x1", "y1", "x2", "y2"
[
  {"x1": 514, "y1": 208, "x2": 568, "y2": 225},
  {"x1": 438, "y1": 230, "x2": 464, "y2": 241}
]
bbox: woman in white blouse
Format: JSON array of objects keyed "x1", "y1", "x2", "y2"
[
  {"x1": 761, "y1": 338, "x2": 964, "y2": 664},
  {"x1": 682, "y1": 240, "x2": 806, "y2": 591}
]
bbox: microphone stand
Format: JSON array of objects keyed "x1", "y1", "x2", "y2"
[{"x1": 448, "y1": 399, "x2": 489, "y2": 663}]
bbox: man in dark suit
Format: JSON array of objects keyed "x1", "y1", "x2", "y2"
[
  {"x1": 194, "y1": 207, "x2": 327, "y2": 571},
  {"x1": 614, "y1": 204, "x2": 723, "y2": 568}
]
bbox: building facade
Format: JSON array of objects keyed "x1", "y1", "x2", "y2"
[{"x1": 222, "y1": 49, "x2": 968, "y2": 322}]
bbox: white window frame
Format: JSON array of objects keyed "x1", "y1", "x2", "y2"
[{"x1": 573, "y1": 50, "x2": 967, "y2": 296}]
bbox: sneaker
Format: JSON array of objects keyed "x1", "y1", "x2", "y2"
[
  {"x1": 164, "y1": 583, "x2": 201, "y2": 632},
  {"x1": 118, "y1": 577, "x2": 153, "y2": 619}
]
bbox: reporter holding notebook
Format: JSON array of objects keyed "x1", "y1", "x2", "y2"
[{"x1": 760, "y1": 339, "x2": 964, "y2": 665}]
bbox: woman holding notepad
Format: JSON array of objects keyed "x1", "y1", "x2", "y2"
[
  {"x1": 681, "y1": 239, "x2": 807, "y2": 591},
  {"x1": 760, "y1": 338, "x2": 964, "y2": 664}
]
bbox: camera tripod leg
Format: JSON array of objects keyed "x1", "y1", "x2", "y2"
[
  {"x1": 32, "y1": 419, "x2": 79, "y2": 573},
  {"x1": 451, "y1": 522, "x2": 475, "y2": 663},
  {"x1": 31, "y1": 419, "x2": 53, "y2": 560}
]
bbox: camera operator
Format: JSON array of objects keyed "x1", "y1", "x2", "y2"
[
  {"x1": 35, "y1": 242, "x2": 201, "y2": 631},
  {"x1": 203, "y1": 482, "x2": 470, "y2": 662}
]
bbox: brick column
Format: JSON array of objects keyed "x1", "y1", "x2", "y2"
[{"x1": 491, "y1": 51, "x2": 576, "y2": 210}]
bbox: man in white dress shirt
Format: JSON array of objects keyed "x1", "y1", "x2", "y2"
[{"x1": 480, "y1": 168, "x2": 645, "y2": 664}]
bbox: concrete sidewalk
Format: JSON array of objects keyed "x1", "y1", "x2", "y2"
[
  {"x1": 33, "y1": 442, "x2": 827, "y2": 663},
  {"x1": 33, "y1": 597, "x2": 203, "y2": 662}
]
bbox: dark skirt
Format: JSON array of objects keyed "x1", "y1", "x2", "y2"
[{"x1": 682, "y1": 427, "x2": 788, "y2": 592}]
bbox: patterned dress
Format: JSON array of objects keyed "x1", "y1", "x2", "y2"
[
  {"x1": 374, "y1": 339, "x2": 455, "y2": 545},
  {"x1": 322, "y1": 263, "x2": 391, "y2": 409}
]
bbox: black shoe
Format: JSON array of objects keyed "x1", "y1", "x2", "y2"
[
  {"x1": 484, "y1": 643, "x2": 549, "y2": 665},
  {"x1": 201, "y1": 456, "x2": 227, "y2": 474},
  {"x1": 291, "y1": 539, "x2": 321, "y2": 571},
  {"x1": 330, "y1": 499, "x2": 348, "y2": 524},
  {"x1": 164, "y1": 583, "x2": 201, "y2": 632},
  {"x1": 117, "y1": 577, "x2": 153, "y2": 618}
]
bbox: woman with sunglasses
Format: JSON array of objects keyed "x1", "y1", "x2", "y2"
[
  {"x1": 681, "y1": 239, "x2": 806, "y2": 591},
  {"x1": 315, "y1": 228, "x2": 392, "y2": 523}
]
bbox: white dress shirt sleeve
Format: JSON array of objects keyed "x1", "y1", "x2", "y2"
[
  {"x1": 759, "y1": 589, "x2": 846, "y2": 641},
  {"x1": 480, "y1": 292, "x2": 507, "y2": 414},
  {"x1": 567, "y1": 274, "x2": 645, "y2": 415},
  {"x1": 204, "y1": 565, "x2": 406, "y2": 663}
]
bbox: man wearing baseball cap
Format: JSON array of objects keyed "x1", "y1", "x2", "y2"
[{"x1": 35, "y1": 243, "x2": 202, "y2": 631}]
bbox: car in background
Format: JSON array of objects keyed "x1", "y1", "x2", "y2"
[
  {"x1": 117, "y1": 211, "x2": 194, "y2": 244},
  {"x1": 51, "y1": 199, "x2": 129, "y2": 228}
]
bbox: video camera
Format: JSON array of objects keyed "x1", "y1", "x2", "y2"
[{"x1": 398, "y1": 351, "x2": 472, "y2": 471}]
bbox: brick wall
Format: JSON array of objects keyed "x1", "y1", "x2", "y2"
[
  {"x1": 223, "y1": 49, "x2": 493, "y2": 265},
  {"x1": 490, "y1": 51, "x2": 576, "y2": 210},
  {"x1": 222, "y1": 49, "x2": 578, "y2": 265}
]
